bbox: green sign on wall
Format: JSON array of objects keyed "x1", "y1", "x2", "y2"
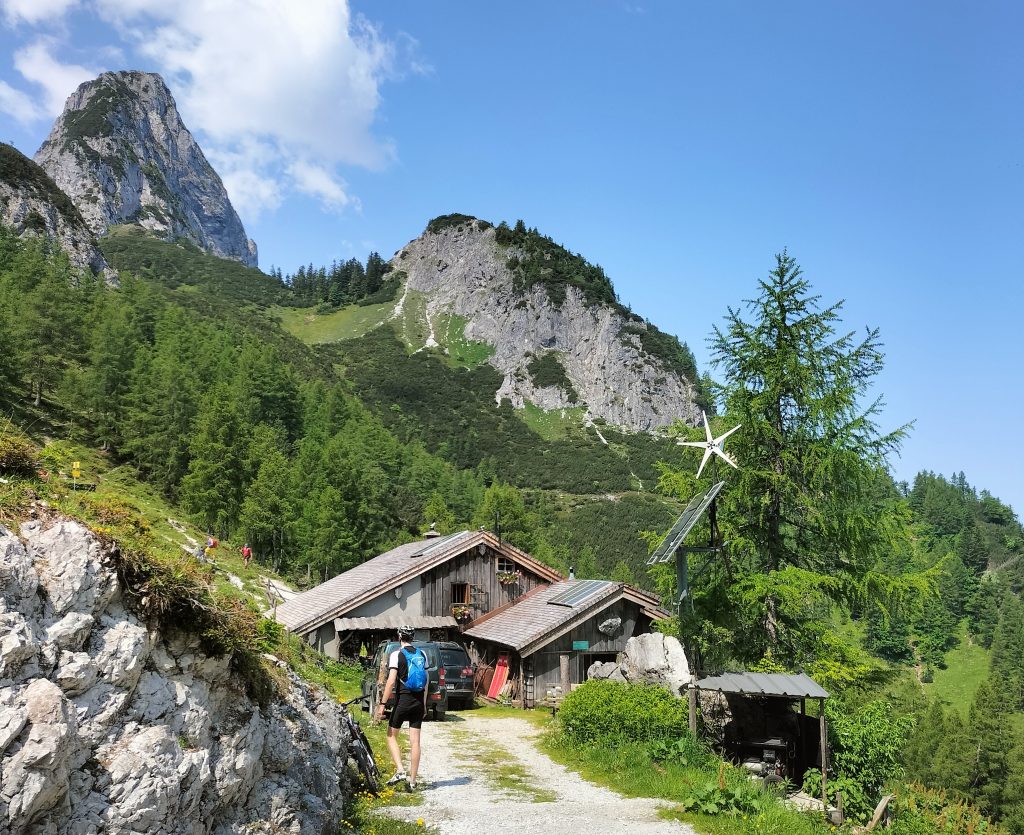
[{"x1": 572, "y1": 640, "x2": 590, "y2": 651}]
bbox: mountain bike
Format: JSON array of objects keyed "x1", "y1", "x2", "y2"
[{"x1": 341, "y1": 695, "x2": 380, "y2": 793}]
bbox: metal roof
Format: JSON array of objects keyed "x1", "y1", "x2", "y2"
[
  {"x1": 334, "y1": 614, "x2": 458, "y2": 631},
  {"x1": 270, "y1": 529, "x2": 563, "y2": 635},
  {"x1": 463, "y1": 580, "x2": 623, "y2": 655},
  {"x1": 695, "y1": 672, "x2": 829, "y2": 699}
]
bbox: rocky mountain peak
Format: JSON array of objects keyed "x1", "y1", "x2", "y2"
[
  {"x1": 34, "y1": 70, "x2": 257, "y2": 267},
  {"x1": 0, "y1": 142, "x2": 117, "y2": 283},
  {"x1": 391, "y1": 215, "x2": 706, "y2": 431}
]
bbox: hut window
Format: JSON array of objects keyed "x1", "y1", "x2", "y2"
[
  {"x1": 497, "y1": 556, "x2": 516, "y2": 574},
  {"x1": 451, "y1": 582, "x2": 470, "y2": 604}
]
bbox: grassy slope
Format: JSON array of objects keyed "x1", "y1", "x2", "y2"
[
  {"x1": 273, "y1": 301, "x2": 396, "y2": 344},
  {"x1": 922, "y1": 623, "x2": 991, "y2": 716}
]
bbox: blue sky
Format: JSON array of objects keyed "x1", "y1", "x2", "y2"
[{"x1": 1, "y1": 1, "x2": 1021, "y2": 515}]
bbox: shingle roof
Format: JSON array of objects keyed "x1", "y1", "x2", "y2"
[
  {"x1": 270, "y1": 530, "x2": 563, "y2": 635},
  {"x1": 695, "y1": 672, "x2": 829, "y2": 699},
  {"x1": 334, "y1": 614, "x2": 457, "y2": 631},
  {"x1": 463, "y1": 579, "x2": 623, "y2": 655}
]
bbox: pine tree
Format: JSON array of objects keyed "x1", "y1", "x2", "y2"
[
  {"x1": 965, "y1": 674, "x2": 1014, "y2": 816},
  {"x1": 991, "y1": 595, "x2": 1024, "y2": 710},
  {"x1": 178, "y1": 393, "x2": 247, "y2": 537}
]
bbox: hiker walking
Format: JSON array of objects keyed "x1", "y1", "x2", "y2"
[
  {"x1": 241, "y1": 542, "x2": 253, "y2": 567},
  {"x1": 376, "y1": 625, "x2": 429, "y2": 790}
]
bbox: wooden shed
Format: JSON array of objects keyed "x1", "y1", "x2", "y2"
[{"x1": 463, "y1": 579, "x2": 670, "y2": 707}]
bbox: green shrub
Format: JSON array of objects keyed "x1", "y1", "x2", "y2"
[
  {"x1": 647, "y1": 733, "x2": 714, "y2": 768},
  {"x1": 558, "y1": 680, "x2": 689, "y2": 747},
  {"x1": 0, "y1": 434, "x2": 37, "y2": 474}
]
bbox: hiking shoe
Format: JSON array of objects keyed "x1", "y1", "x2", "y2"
[
  {"x1": 385, "y1": 771, "x2": 407, "y2": 786},
  {"x1": 407, "y1": 781, "x2": 418, "y2": 792}
]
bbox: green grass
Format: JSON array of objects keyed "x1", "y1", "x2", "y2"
[
  {"x1": 274, "y1": 302, "x2": 396, "y2": 345},
  {"x1": 436, "y1": 313, "x2": 494, "y2": 369},
  {"x1": 520, "y1": 402, "x2": 587, "y2": 440},
  {"x1": 923, "y1": 622, "x2": 991, "y2": 716},
  {"x1": 538, "y1": 736, "x2": 831, "y2": 835}
]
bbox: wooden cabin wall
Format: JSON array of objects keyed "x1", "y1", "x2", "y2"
[
  {"x1": 527, "y1": 599, "x2": 647, "y2": 695},
  {"x1": 419, "y1": 545, "x2": 550, "y2": 619}
]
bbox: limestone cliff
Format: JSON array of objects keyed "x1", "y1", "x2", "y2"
[
  {"x1": 391, "y1": 218, "x2": 704, "y2": 431},
  {"x1": 0, "y1": 143, "x2": 117, "y2": 284},
  {"x1": 34, "y1": 71, "x2": 257, "y2": 267},
  {"x1": 0, "y1": 517, "x2": 350, "y2": 834}
]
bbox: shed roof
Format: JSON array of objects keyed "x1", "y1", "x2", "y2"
[
  {"x1": 464, "y1": 579, "x2": 630, "y2": 656},
  {"x1": 270, "y1": 529, "x2": 563, "y2": 635},
  {"x1": 334, "y1": 614, "x2": 458, "y2": 631},
  {"x1": 695, "y1": 672, "x2": 829, "y2": 699}
]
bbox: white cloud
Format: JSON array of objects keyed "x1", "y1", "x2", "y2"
[
  {"x1": 287, "y1": 159, "x2": 354, "y2": 211},
  {"x1": 1, "y1": 1, "x2": 415, "y2": 220},
  {"x1": 13, "y1": 39, "x2": 96, "y2": 116},
  {"x1": 0, "y1": 79, "x2": 43, "y2": 123},
  {"x1": 1, "y1": 0, "x2": 78, "y2": 26}
]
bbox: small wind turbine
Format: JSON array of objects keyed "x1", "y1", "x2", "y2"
[{"x1": 677, "y1": 411, "x2": 741, "y2": 478}]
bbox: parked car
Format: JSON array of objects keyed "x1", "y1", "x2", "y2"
[
  {"x1": 437, "y1": 641, "x2": 475, "y2": 709},
  {"x1": 361, "y1": 640, "x2": 448, "y2": 720}
]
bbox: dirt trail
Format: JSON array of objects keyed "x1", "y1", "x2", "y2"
[{"x1": 380, "y1": 713, "x2": 696, "y2": 835}]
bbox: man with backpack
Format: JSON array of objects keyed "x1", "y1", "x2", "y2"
[{"x1": 376, "y1": 625, "x2": 429, "y2": 790}]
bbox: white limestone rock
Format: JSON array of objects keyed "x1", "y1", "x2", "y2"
[
  {"x1": 34, "y1": 71, "x2": 258, "y2": 267},
  {"x1": 587, "y1": 632, "x2": 693, "y2": 696},
  {"x1": 25, "y1": 520, "x2": 116, "y2": 619},
  {"x1": 0, "y1": 519, "x2": 351, "y2": 835},
  {"x1": 45, "y1": 612, "x2": 95, "y2": 651},
  {"x1": 394, "y1": 222, "x2": 703, "y2": 432},
  {"x1": 0, "y1": 142, "x2": 117, "y2": 283},
  {"x1": 0, "y1": 527, "x2": 39, "y2": 618},
  {"x1": 1, "y1": 678, "x2": 77, "y2": 831}
]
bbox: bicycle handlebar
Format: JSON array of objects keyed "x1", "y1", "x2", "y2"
[{"x1": 341, "y1": 694, "x2": 370, "y2": 708}]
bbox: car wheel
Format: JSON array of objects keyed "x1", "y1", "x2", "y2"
[{"x1": 432, "y1": 706, "x2": 446, "y2": 721}]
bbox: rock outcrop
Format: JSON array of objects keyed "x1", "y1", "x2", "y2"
[
  {"x1": 586, "y1": 632, "x2": 693, "y2": 696},
  {"x1": 0, "y1": 518, "x2": 349, "y2": 834},
  {"x1": 393, "y1": 221, "x2": 703, "y2": 431},
  {"x1": 0, "y1": 143, "x2": 117, "y2": 284},
  {"x1": 34, "y1": 71, "x2": 257, "y2": 267}
]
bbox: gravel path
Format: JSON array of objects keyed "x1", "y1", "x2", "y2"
[{"x1": 379, "y1": 713, "x2": 696, "y2": 835}]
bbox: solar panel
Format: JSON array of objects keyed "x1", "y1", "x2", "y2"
[
  {"x1": 646, "y1": 481, "x2": 725, "y2": 565},
  {"x1": 547, "y1": 579, "x2": 610, "y2": 608}
]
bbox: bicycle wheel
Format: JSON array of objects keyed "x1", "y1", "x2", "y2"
[{"x1": 351, "y1": 738, "x2": 379, "y2": 793}]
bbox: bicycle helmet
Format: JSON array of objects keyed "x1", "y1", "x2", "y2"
[{"x1": 397, "y1": 624, "x2": 414, "y2": 640}]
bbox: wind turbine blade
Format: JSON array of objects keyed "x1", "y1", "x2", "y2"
[
  {"x1": 702, "y1": 411, "x2": 714, "y2": 443},
  {"x1": 696, "y1": 447, "x2": 713, "y2": 478},
  {"x1": 714, "y1": 448, "x2": 739, "y2": 469},
  {"x1": 717, "y1": 423, "x2": 742, "y2": 443},
  {"x1": 678, "y1": 440, "x2": 709, "y2": 449}
]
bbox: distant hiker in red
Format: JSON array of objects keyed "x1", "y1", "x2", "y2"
[{"x1": 242, "y1": 543, "x2": 253, "y2": 567}]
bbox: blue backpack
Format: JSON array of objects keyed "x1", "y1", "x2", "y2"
[{"x1": 401, "y1": 647, "x2": 428, "y2": 692}]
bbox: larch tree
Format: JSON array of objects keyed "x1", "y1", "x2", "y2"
[{"x1": 669, "y1": 251, "x2": 917, "y2": 663}]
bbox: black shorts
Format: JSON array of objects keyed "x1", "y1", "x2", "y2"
[{"x1": 388, "y1": 692, "x2": 426, "y2": 729}]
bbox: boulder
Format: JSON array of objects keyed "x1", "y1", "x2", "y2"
[{"x1": 586, "y1": 632, "x2": 693, "y2": 696}]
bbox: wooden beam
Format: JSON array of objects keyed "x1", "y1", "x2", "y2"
[
  {"x1": 688, "y1": 687, "x2": 697, "y2": 735},
  {"x1": 559, "y1": 653, "x2": 570, "y2": 694},
  {"x1": 819, "y1": 698, "x2": 828, "y2": 809}
]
